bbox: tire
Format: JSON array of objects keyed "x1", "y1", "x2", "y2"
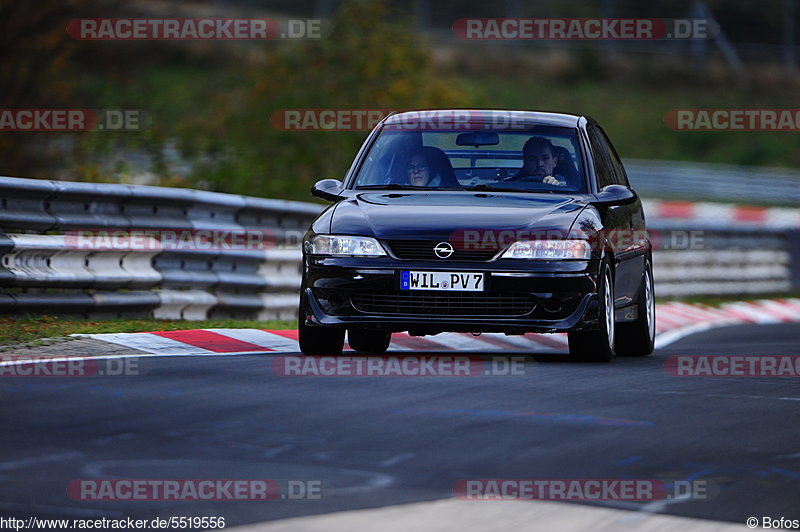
[
  {"x1": 298, "y1": 291, "x2": 344, "y2": 356},
  {"x1": 615, "y1": 259, "x2": 655, "y2": 357},
  {"x1": 348, "y1": 329, "x2": 391, "y2": 354},
  {"x1": 569, "y1": 259, "x2": 616, "y2": 362}
]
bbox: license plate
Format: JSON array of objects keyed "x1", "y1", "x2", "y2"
[{"x1": 401, "y1": 271, "x2": 484, "y2": 291}]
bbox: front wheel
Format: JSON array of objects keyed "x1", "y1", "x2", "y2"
[
  {"x1": 298, "y1": 292, "x2": 344, "y2": 356},
  {"x1": 615, "y1": 260, "x2": 655, "y2": 357},
  {"x1": 569, "y1": 259, "x2": 615, "y2": 363}
]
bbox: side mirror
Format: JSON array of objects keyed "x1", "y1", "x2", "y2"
[
  {"x1": 311, "y1": 179, "x2": 345, "y2": 201},
  {"x1": 593, "y1": 184, "x2": 637, "y2": 206}
]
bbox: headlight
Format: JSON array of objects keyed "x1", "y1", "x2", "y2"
[
  {"x1": 305, "y1": 235, "x2": 387, "y2": 257},
  {"x1": 501, "y1": 239, "x2": 592, "y2": 259}
]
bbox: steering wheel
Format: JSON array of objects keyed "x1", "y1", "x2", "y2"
[{"x1": 498, "y1": 173, "x2": 538, "y2": 183}]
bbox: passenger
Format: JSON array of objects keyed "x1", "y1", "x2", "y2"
[
  {"x1": 405, "y1": 147, "x2": 458, "y2": 187},
  {"x1": 406, "y1": 150, "x2": 439, "y2": 187},
  {"x1": 512, "y1": 136, "x2": 567, "y2": 185}
]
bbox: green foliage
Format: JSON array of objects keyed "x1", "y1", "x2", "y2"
[
  {"x1": 173, "y1": 0, "x2": 469, "y2": 199},
  {"x1": 6, "y1": 0, "x2": 800, "y2": 200},
  {"x1": 463, "y1": 77, "x2": 800, "y2": 171}
]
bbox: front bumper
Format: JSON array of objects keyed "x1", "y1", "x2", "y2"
[{"x1": 303, "y1": 256, "x2": 602, "y2": 334}]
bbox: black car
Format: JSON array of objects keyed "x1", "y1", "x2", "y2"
[{"x1": 299, "y1": 110, "x2": 654, "y2": 362}]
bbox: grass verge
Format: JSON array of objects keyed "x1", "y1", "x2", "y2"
[{"x1": 0, "y1": 315, "x2": 296, "y2": 351}]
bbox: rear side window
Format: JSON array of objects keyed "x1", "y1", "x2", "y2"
[
  {"x1": 587, "y1": 127, "x2": 614, "y2": 189},
  {"x1": 595, "y1": 127, "x2": 630, "y2": 187}
]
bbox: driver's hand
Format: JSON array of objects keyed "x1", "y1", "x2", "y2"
[{"x1": 543, "y1": 175, "x2": 565, "y2": 186}]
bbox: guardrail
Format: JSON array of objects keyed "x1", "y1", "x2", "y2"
[
  {"x1": 0, "y1": 176, "x2": 321, "y2": 320},
  {"x1": 0, "y1": 175, "x2": 797, "y2": 320},
  {"x1": 651, "y1": 227, "x2": 795, "y2": 297},
  {"x1": 641, "y1": 201, "x2": 799, "y2": 297},
  {"x1": 628, "y1": 159, "x2": 800, "y2": 206}
]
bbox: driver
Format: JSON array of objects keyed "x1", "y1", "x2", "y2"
[{"x1": 510, "y1": 136, "x2": 566, "y2": 185}]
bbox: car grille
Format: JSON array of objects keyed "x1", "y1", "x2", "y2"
[
  {"x1": 351, "y1": 291, "x2": 537, "y2": 317},
  {"x1": 384, "y1": 240, "x2": 499, "y2": 261}
]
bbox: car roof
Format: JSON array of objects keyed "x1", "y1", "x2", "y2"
[{"x1": 383, "y1": 109, "x2": 586, "y2": 129}]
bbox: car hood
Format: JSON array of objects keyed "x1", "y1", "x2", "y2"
[{"x1": 329, "y1": 192, "x2": 587, "y2": 240}]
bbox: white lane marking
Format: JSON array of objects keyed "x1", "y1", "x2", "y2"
[
  {"x1": 618, "y1": 491, "x2": 697, "y2": 520},
  {"x1": 81, "y1": 458, "x2": 396, "y2": 499},
  {"x1": 76, "y1": 332, "x2": 213, "y2": 354},
  {"x1": 262, "y1": 445, "x2": 294, "y2": 459},
  {"x1": 0, "y1": 451, "x2": 81, "y2": 471},
  {"x1": 651, "y1": 296, "x2": 800, "y2": 347},
  {"x1": 0, "y1": 354, "x2": 134, "y2": 367},
  {"x1": 0, "y1": 351, "x2": 276, "y2": 368},
  {"x1": 657, "y1": 391, "x2": 800, "y2": 402},
  {"x1": 324, "y1": 470, "x2": 395, "y2": 495},
  {"x1": 379, "y1": 453, "x2": 416, "y2": 467},
  {"x1": 654, "y1": 321, "x2": 729, "y2": 349}
]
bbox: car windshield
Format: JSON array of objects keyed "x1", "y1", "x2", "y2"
[{"x1": 351, "y1": 126, "x2": 586, "y2": 193}]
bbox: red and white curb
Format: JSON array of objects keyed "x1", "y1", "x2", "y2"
[
  {"x1": 76, "y1": 328, "x2": 569, "y2": 356},
  {"x1": 642, "y1": 199, "x2": 800, "y2": 229},
  {"x1": 72, "y1": 299, "x2": 800, "y2": 356}
]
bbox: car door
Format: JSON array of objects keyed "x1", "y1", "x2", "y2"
[{"x1": 587, "y1": 125, "x2": 644, "y2": 307}]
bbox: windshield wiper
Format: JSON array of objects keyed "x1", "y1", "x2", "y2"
[
  {"x1": 355, "y1": 184, "x2": 427, "y2": 190},
  {"x1": 464, "y1": 184, "x2": 551, "y2": 193},
  {"x1": 355, "y1": 184, "x2": 464, "y2": 191}
]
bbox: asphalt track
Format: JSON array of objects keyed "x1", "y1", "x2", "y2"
[{"x1": 1, "y1": 322, "x2": 798, "y2": 531}]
